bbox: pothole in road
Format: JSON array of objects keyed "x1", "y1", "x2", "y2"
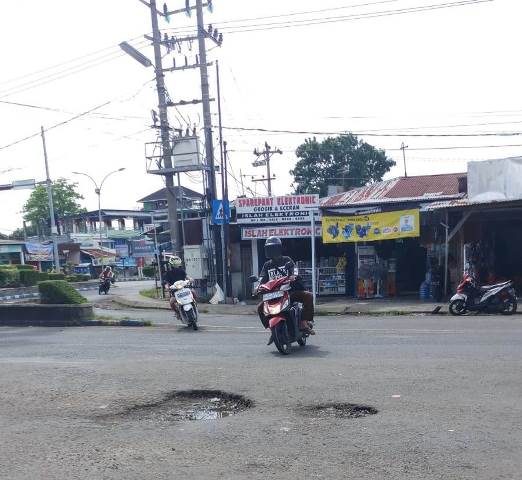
[
  {"x1": 301, "y1": 403, "x2": 378, "y2": 419},
  {"x1": 98, "y1": 390, "x2": 253, "y2": 424}
]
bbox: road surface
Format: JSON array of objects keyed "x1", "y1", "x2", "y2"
[{"x1": 1, "y1": 288, "x2": 521, "y2": 479}]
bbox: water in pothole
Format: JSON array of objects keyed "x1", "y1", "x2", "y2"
[
  {"x1": 98, "y1": 390, "x2": 252, "y2": 424},
  {"x1": 302, "y1": 403, "x2": 378, "y2": 419}
]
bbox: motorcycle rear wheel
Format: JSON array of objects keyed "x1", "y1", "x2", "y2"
[
  {"x1": 501, "y1": 297, "x2": 517, "y2": 315},
  {"x1": 273, "y1": 323, "x2": 290, "y2": 355},
  {"x1": 449, "y1": 299, "x2": 467, "y2": 316}
]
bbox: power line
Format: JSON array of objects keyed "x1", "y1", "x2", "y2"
[
  {"x1": 218, "y1": 125, "x2": 522, "y2": 138},
  {"x1": 0, "y1": 101, "x2": 112, "y2": 152},
  {"x1": 218, "y1": 0, "x2": 493, "y2": 34}
]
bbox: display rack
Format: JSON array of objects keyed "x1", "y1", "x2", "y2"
[{"x1": 318, "y1": 267, "x2": 346, "y2": 295}]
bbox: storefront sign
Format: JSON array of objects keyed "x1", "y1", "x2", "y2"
[
  {"x1": 236, "y1": 195, "x2": 319, "y2": 224},
  {"x1": 242, "y1": 225, "x2": 321, "y2": 240},
  {"x1": 130, "y1": 240, "x2": 155, "y2": 256},
  {"x1": 322, "y1": 209, "x2": 420, "y2": 243},
  {"x1": 0, "y1": 244, "x2": 22, "y2": 253},
  {"x1": 115, "y1": 244, "x2": 129, "y2": 257},
  {"x1": 25, "y1": 242, "x2": 53, "y2": 261}
]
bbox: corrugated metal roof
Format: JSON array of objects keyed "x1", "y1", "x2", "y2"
[
  {"x1": 321, "y1": 173, "x2": 466, "y2": 208},
  {"x1": 137, "y1": 187, "x2": 203, "y2": 203},
  {"x1": 420, "y1": 197, "x2": 522, "y2": 211}
]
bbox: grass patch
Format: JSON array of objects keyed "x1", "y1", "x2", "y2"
[{"x1": 140, "y1": 288, "x2": 162, "y2": 299}]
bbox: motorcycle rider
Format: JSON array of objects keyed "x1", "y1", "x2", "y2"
[
  {"x1": 257, "y1": 236, "x2": 315, "y2": 335},
  {"x1": 164, "y1": 256, "x2": 195, "y2": 316},
  {"x1": 99, "y1": 266, "x2": 114, "y2": 281}
]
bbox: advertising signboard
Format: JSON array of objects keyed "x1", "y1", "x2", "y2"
[
  {"x1": 25, "y1": 242, "x2": 53, "y2": 261},
  {"x1": 322, "y1": 209, "x2": 420, "y2": 244},
  {"x1": 130, "y1": 240, "x2": 155, "y2": 256},
  {"x1": 241, "y1": 225, "x2": 321, "y2": 240},
  {"x1": 236, "y1": 194, "x2": 319, "y2": 224}
]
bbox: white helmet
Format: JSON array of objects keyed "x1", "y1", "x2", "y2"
[{"x1": 169, "y1": 256, "x2": 182, "y2": 268}]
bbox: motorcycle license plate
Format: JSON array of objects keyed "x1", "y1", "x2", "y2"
[
  {"x1": 175, "y1": 290, "x2": 191, "y2": 299},
  {"x1": 263, "y1": 291, "x2": 284, "y2": 301}
]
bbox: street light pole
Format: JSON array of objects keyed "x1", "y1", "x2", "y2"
[
  {"x1": 41, "y1": 126, "x2": 60, "y2": 271},
  {"x1": 72, "y1": 168, "x2": 125, "y2": 250}
]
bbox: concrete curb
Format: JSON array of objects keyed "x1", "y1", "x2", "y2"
[
  {"x1": 111, "y1": 295, "x2": 448, "y2": 317},
  {"x1": 0, "y1": 303, "x2": 94, "y2": 327}
]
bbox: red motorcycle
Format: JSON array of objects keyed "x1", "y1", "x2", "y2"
[{"x1": 253, "y1": 271, "x2": 312, "y2": 355}]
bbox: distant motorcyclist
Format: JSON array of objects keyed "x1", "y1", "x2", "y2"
[
  {"x1": 256, "y1": 236, "x2": 315, "y2": 335},
  {"x1": 99, "y1": 266, "x2": 114, "y2": 281}
]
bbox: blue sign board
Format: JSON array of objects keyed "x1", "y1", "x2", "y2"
[{"x1": 212, "y1": 200, "x2": 230, "y2": 225}]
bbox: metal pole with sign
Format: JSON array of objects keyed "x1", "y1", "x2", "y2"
[
  {"x1": 151, "y1": 212, "x2": 164, "y2": 299},
  {"x1": 310, "y1": 209, "x2": 317, "y2": 306}
]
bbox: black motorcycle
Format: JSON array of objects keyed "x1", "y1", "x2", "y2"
[{"x1": 98, "y1": 278, "x2": 111, "y2": 295}]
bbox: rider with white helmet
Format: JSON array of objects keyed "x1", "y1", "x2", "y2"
[{"x1": 164, "y1": 256, "x2": 194, "y2": 316}]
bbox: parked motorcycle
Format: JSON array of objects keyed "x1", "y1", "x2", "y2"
[
  {"x1": 449, "y1": 274, "x2": 517, "y2": 315},
  {"x1": 251, "y1": 266, "x2": 313, "y2": 355},
  {"x1": 98, "y1": 278, "x2": 111, "y2": 295},
  {"x1": 169, "y1": 280, "x2": 199, "y2": 330}
]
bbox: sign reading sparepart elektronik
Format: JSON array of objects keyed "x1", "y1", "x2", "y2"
[{"x1": 236, "y1": 194, "x2": 319, "y2": 224}]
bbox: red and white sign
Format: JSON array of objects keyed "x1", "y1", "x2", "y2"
[
  {"x1": 241, "y1": 225, "x2": 322, "y2": 240},
  {"x1": 236, "y1": 194, "x2": 319, "y2": 224}
]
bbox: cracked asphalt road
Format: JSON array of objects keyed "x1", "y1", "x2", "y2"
[{"x1": 1, "y1": 290, "x2": 522, "y2": 479}]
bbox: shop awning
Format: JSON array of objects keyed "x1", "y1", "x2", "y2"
[{"x1": 80, "y1": 248, "x2": 115, "y2": 259}]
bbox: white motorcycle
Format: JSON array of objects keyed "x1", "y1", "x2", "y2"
[{"x1": 169, "y1": 280, "x2": 199, "y2": 330}]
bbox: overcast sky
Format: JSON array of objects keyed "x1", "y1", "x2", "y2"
[{"x1": 0, "y1": 0, "x2": 520, "y2": 234}]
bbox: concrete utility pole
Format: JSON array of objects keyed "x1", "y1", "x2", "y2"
[
  {"x1": 196, "y1": 0, "x2": 217, "y2": 200},
  {"x1": 40, "y1": 126, "x2": 60, "y2": 271},
  {"x1": 149, "y1": 0, "x2": 179, "y2": 255},
  {"x1": 253, "y1": 142, "x2": 282, "y2": 196},
  {"x1": 400, "y1": 142, "x2": 408, "y2": 178}
]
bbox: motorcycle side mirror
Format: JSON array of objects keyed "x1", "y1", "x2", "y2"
[{"x1": 248, "y1": 275, "x2": 258, "y2": 284}]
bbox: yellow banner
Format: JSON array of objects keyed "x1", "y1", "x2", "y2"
[{"x1": 322, "y1": 209, "x2": 420, "y2": 243}]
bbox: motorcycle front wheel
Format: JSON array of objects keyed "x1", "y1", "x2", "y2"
[
  {"x1": 272, "y1": 322, "x2": 290, "y2": 355},
  {"x1": 501, "y1": 297, "x2": 517, "y2": 315},
  {"x1": 449, "y1": 299, "x2": 467, "y2": 316}
]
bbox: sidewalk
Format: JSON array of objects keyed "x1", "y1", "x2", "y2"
[{"x1": 113, "y1": 292, "x2": 446, "y2": 316}]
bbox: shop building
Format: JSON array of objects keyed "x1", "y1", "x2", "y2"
[
  {"x1": 319, "y1": 173, "x2": 467, "y2": 298},
  {"x1": 0, "y1": 240, "x2": 25, "y2": 265},
  {"x1": 421, "y1": 157, "x2": 522, "y2": 295}
]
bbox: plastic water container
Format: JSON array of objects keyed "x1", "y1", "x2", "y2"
[{"x1": 419, "y1": 281, "x2": 430, "y2": 300}]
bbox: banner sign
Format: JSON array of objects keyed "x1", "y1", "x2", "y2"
[
  {"x1": 25, "y1": 242, "x2": 53, "y2": 261},
  {"x1": 115, "y1": 244, "x2": 129, "y2": 257},
  {"x1": 242, "y1": 225, "x2": 322, "y2": 240},
  {"x1": 322, "y1": 209, "x2": 420, "y2": 243},
  {"x1": 130, "y1": 240, "x2": 155, "y2": 256},
  {"x1": 236, "y1": 194, "x2": 319, "y2": 224}
]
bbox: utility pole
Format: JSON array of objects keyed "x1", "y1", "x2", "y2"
[
  {"x1": 149, "y1": 0, "x2": 179, "y2": 255},
  {"x1": 196, "y1": 0, "x2": 217, "y2": 200},
  {"x1": 400, "y1": 142, "x2": 408, "y2": 178},
  {"x1": 253, "y1": 142, "x2": 282, "y2": 196},
  {"x1": 217, "y1": 59, "x2": 229, "y2": 301},
  {"x1": 40, "y1": 126, "x2": 60, "y2": 271}
]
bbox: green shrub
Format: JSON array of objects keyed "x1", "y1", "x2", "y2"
[
  {"x1": 15, "y1": 264, "x2": 36, "y2": 271},
  {"x1": 142, "y1": 266, "x2": 155, "y2": 278},
  {"x1": 38, "y1": 280, "x2": 87, "y2": 305},
  {"x1": 19, "y1": 269, "x2": 41, "y2": 287},
  {"x1": 48, "y1": 273, "x2": 66, "y2": 280},
  {"x1": 38, "y1": 272, "x2": 49, "y2": 282},
  {"x1": 0, "y1": 268, "x2": 20, "y2": 287}
]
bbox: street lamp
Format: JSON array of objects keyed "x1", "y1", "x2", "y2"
[{"x1": 72, "y1": 168, "x2": 126, "y2": 250}]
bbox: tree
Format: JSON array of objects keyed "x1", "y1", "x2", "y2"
[
  {"x1": 290, "y1": 134, "x2": 395, "y2": 197},
  {"x1": 24, "y1": 178, "x2": 85, "y2": 235}
]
